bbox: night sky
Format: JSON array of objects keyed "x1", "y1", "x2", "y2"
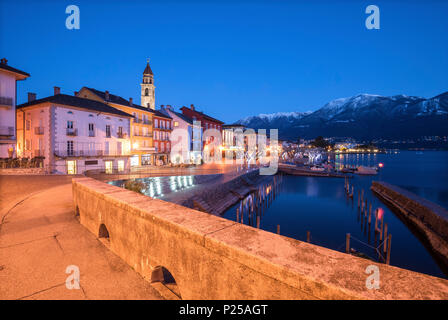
[{"x1": 1, "y1": 0, "x2": 447, "y2": 123}]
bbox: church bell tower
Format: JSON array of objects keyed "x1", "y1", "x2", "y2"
[{"x1": 141, "y1": 59, "x2": 155, "y2": 110}]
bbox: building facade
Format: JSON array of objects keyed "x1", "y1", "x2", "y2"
[
  {"x1": 76, "y1": 87, "x2": 156, "y2": 167},
  {"x1": 17, "y1": 89, "x2": 132, "y2": 174},
  {"x1": 0, "y1": 58, "x2": 29, "y2": 158},
  {"x1": 222, "y1": 124, "x2": 247, "y2": 159},
  {"x1": 153, "y1": 109, "x2": 172, "y2": 165},
  {"x1": 180, "y1": 104, "x2": 224, "y2": 159},
  {"x1": 160, "y1": 105, "x2": 203, "y2": 164}
]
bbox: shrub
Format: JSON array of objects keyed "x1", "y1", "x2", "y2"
[{"x1": 124, "y1": 180, "x2": 145, "y2": 194}]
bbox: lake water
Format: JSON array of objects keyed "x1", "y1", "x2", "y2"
[
  {"x1": 222, "y1": 151, "x2": 448, "y2": 279},
  {"x1": 110, "y1": 151, "x2": 448, "y2": 279}
]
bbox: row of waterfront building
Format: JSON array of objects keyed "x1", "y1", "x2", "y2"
[{"x1": 0, "y1": 58, "x2": 257, "y2": 174}]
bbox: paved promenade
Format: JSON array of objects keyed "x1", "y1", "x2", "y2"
[
  {"x1": 0, "y1": 175, "x2": 165, "y2": 300},
  {"x1": 0, "y1": 164, "x2": 246, "y2": 300}
]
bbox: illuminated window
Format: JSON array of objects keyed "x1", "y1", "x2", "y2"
[
  {"x1": 117, "y1": 160, "x2": 124, "y2": 172},
  {"x1": 67, "y1": 160, "x2": 77, "y2": 174},
  {"x1": 130, "y1": 155, "x2": 139, "y2": 166},
  {"x1": 174, "y1": 121, "x2": 179, "y2": 127},
  {"x1": 105, "y1": 161, "x2": 113, "y2": 174}
]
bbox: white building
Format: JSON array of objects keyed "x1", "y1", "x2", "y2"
[
  {"x1": 222, "y1": 124, "x2": 258, "y2": 160},
  {"x1": 159, "y1": 105, "x2": 203, "y2": 164},
  {"x1": 16, "y1": 88, "x2": 132, "y2": 174},
  {"x1": 0, "y1": 58, "x2": 29, "y2": 158}
]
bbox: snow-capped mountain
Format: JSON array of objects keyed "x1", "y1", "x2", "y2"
[
  {"x1": 235, "y1": 92, "x2": 448, "y2": 140},
  {"x1": 238, "y1": 111, "x2": 311, "y2": 131}
]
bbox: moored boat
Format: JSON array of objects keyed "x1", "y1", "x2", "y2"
[{"x1": 356, "y1": 166, "x2": 378, "y2": 175}]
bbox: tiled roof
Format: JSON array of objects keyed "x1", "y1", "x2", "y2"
[
  {"x1": 201, "y1": 112, "x2": 224, "y2": 124},
  {"x1": 223, "y1": 124, "x2": 246, "y2": 128},
  {"x1": 17, "y1": 94, "x2": 131, "y2": 117},
  {"x1": 153, "y1": 109, "x2": 172, "y2": 120},
  {"x1": 160, "y1": 109, "x2": 193, "y2": 124},
  {"x1": 81, "y1": 87, "x2": 171, "y2": 120},
  {"x1": 0, "y1": 63, "x2": 30, "y2": 78},
  {"x1": 84, "y1": 87, "x2": 132, "y2": 107},
  {"x1": 180, "y1": 106, "x2": 224, "y2": 124},
  {"x1": 82, "y1": 87, "x2": 170, "y2": 119},
  {"x1": 172, "y1": 110, "x2": 193, "y2": 124}
]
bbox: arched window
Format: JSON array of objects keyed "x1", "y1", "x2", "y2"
[{"x1": 145, "y1": 88, "x2": 149, "y2": 96}]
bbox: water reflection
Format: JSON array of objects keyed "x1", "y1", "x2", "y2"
[
  {"x1": 109, "y1": 175, "x2": 195, "y2": 199},
  {"x1": 334, "y1": 152, "x2": 379, "y2": 171},
  {"x1": 223, "y1": 171, "x2": 447, "y2": 279}
]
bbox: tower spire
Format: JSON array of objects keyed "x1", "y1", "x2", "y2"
[
  {"x1": 143, "y1": 58, "x2": 153, "y2": 75},
  {"x1": 141, "y1": 59, "x2": 155, "y2": 109}
]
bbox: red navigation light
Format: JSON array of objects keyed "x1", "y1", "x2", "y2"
[{"x1": 379, "y1": 163, "x2": 384, "y2": 168}]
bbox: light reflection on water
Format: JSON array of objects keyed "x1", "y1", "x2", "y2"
[
  {"x1": 109, "y1": 175, "x2": 195, "y2": 199},
  {"x1": 223, "y1": 151, "x2": 448, "y2": 279},
  {"x1": 108, "y1": 152, "x2": 448, "y2": 279}
]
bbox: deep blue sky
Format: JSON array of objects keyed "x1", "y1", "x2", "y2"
[{"x1": 1, "y1": 0, "x2": 447, "y2": 123}]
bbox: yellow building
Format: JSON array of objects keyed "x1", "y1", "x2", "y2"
[{"x1": 76, "y1": 87, "x2": 156, "y2": 166}]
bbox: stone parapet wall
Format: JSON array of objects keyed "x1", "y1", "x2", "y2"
[
  {"x1": 371, "y1": 181, "x2": 448, "y2": 267},
  {"x1": 72, "y1": 177, "x2": 448, "y2": 299},
  {"x1": 0, "y1": 168, "x2": 46, "y2": 175}
]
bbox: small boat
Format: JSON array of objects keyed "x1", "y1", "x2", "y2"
[
  {"x1": 356, "y1": 166, "x2": 378, "y2": 175},
  {"x1": 310, "y1": 166, "x2": 325, "y2": 172}
]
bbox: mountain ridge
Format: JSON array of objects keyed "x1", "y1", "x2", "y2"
[{"x1": 235, "y1": 91, "x2": 448, "y2": 141}]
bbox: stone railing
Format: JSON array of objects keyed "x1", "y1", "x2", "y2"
[
  {"x1": 0, "y1": 167, "x2": 46, "y2": 175},
  {"x1": 72, "y1": 177, "x2": 448, "y2": 299},
  {"x1": 371, "y1": 181, "x2": 448, "y2": 267}
]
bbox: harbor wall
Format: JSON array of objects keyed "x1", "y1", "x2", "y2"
[
  {"x1": 371, "y1": 181, "x2": 448, "y2": 265},
  {"x1": 72, "y1": 177, "x2": 448, "y2": 300}
]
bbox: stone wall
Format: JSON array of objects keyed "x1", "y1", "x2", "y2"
[
  {"x1": 371, "y1": 181, "x2": 448, "y2": 266},
  {"x1": 72, "y1": 177, "x2": 448, "y2": 300},
  {"x1": 0, "y1": 168, "x2": 46, "y2": 175}
]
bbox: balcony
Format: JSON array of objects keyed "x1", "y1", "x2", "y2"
[
  {"x1": 0, "y1": 96, "x2": 13, "y2": 109},
  {"x1": 117, "y1": 132, "x2": 127, "y2": 139},
  {"x1": 34, "y1": 127, "x2": 44, "y2": 135},
  {"x1": 0, "y1": 126, "x2": 14, "y2": 137},
  {"x1": 55, "y1": 149, "x2": 131, "y2": 157},
  {"x1": 134, "y1": 132, "x2": 153, "y2": 138},
  {"x1": 88, "y1": 131, "x2": 95, "y2": 137},
  {"x1": 154, "y1": 126, "x2": 172, "y2": 131},
  {"x1": 55, "y1": 142, "x2": 130, "y2": 158},
  {"x1": 134, "y1": 145, "x2": 156, "y2": 152},
  {"x1": 56, "y1": 150, "x2": 103, "y2": 157},
  {"x1": 66, "y1": 128, "x2": 78, "y2": 136}
]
